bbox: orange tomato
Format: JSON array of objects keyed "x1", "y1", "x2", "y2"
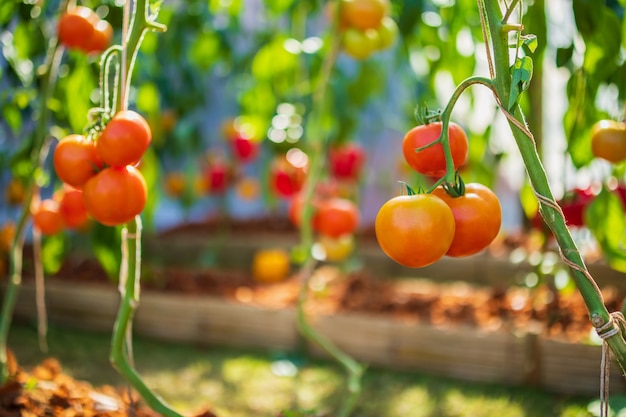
[
  {"x1": 54, "y1": 134, "x2": 104, "y2": 189},
  {"x1": 591, "y1": 120, "x2": 626, "y2": 164},
  {"x1": 32, "y1": 199, "x2": 65, "y2": 236},
  {"x1": 85, "y1": 19, "x2": 113, "y2": 54},
  {"x1": 57, "y1": 6, "x2": 99, "y2": 51},
  {"x1": 340, "y1": 0, "x2": 389, "y2": 30},
  {"x1": 251, "y1": 249, "x2": 291, "y2": 283},
  {"x1": 58, "y1": 187, "x2": 90, "y2": 230},
  {"x1": 97, "y1": 110, "x2": 152, "y2": 167}
]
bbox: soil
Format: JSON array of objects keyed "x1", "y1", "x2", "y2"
[{"x1": 2, "y1": 216, "x2": 621, "y2": 417}]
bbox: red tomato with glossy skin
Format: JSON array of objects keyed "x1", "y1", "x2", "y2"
[
  {"x1": 340, "y1": 0, "x2": 389, "y2": 30},
  {"x1": 57, "y1": 6, "x2": 99, "y2": 51},
  {"x1": 83, "y1": 166, "x2": 147, "y2": 226},
  {"x1": 402, "y1": 122, "x2": 469, "y2": 178},
  {"x1": 432, "y1": 183, "x2": 501, "y2": 257},
  {"x1": 85, "y1": 19, "x2": 113, "y2": 54},
  {"x1": 270, "y1": 153, "x2": 308, "y2": 199},
  {"x1": 54, "y1": 134, "x2": 104, "y2": 189},
  {"x1": 32, "y1": 199, "x2": 65, "y2": 236},
  {"x1": 58, "y1": 188, "x2": 90, "y2": 230},
  {"x1": 204, "y1": 161, "x2": 229, "y2": 194},
  {"x1": 375, "y1": 194, "x2": 455, "y2": 268},
  {"x1": 591, "y1": 120, "x2": 626, "y2": 164},
  {"x1": 97, "y1": 110, "x2": 152, "y2": 167},
  {"x1": 313, "y1": 198, "x2": 360, "y2": 238},
  {"x1": 329, "y1": 142, "x2": 365, "y2": 181}
]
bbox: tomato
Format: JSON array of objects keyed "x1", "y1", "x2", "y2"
[
  {"x1": 57, "y1": 6, "x2": 99, "y2": 51},
  {"x1": 32, "y1": 199, "x2": 65, "y2": 236},
  {"x1": 402, "y1": 122, "x2": 469, "y2": 178},
  {"x1": 54, "y1": 134, "x2": 104, "y2": 189},
  {"x1": 83, "y1": 166, "x2": 147, "y2": 226},
  {"x1": 340, "y1": 0, "x2": 389, "y2": 30},
  {"x1": 315, "y1": 234, "x2": 355, "y2": 262},
  {"x1": 375, "y1": 194, "x2": 455, "y2": 268},
  {"x1": 231, "y1": 134, "x2": 260, "y2": 163},
  {"x1": 270, "y1": 151, "x2": 308, "y2": 198},
  {"x1": 251, "y1": 249, "x2": 291, "y2": 283},
  {"x1": 235, "y1": 177, "x2": 260, "y2": 201},
  {"x1": 557, "y1": 187, "x2": 595, "y2": 227},
  {"x1": 96, "y1": 110, "x2": 151, "y2": 167},
  {"x1": 341, "y1": 27, "x2": 379, "y2": 60},
  {"x1": 85, "y1": 19, "x2": 113, "y2": 54},
  {"x1": 314, "y1": 197, "x2": 360, "y2": 238},
  {"x1": 377, "y1": 16, "x2": 398, "y2": 50},
  {"x1": 5, "y1": 178, "x2": 25, "y2": 205},
  {"x1": 203, "y1": 160, "x2": 229, "y2": 194},
  {"x1": 58, "y1": 188, "x2": 90, "y2": 230},
  {"x1": 163, "y1": 172, "x2": 186, "y2": 198},
  {"x1": 591, "y1": 120, "x2": 626, "y2": 164},
  {"x1": 0, "y1": 222, "x2": 16, "y2": 253},
  {"x1": 329, "y1": 142, "x2": 365, "y2": 181},
  {"x1": 431, "y1": 183, "x2": 501, "y2": 257}
]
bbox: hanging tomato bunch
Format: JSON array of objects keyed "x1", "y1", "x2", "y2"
[
  {"x1": 334, "y1": 0, "x2": 399, "y2": 60},
  {"x1": 376, "y1": 120, "x2": 502, "y2": 268},
  {"x1": 53, "y1": 110, "x2": 151, "y2": 227},
  {"x1": 57, "y1": 6, "x2": 113, "y2": 55}
]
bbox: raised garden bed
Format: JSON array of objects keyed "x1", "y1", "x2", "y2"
[{"x1": 8, "y1": 232, "x2": 626, "y2": 397}]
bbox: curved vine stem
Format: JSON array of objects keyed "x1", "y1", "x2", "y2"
[
  {"x1": 104, "y1": 1, "x2": 180, "y2": 416},
  {"x1": 0, "y1": 32, "x2": 63, "y2": 383},
  {"x1": 293, "y1": 4, "x2": 365, "y2": 417}
]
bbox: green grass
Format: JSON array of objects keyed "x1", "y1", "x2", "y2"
[{"x1": 8, "y1": 321, "x2": 593, "y2": 417}]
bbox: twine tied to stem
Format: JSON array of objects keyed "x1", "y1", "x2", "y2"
[{"x1": 595, "y1": 312, "x2": 626, "y2": 417}]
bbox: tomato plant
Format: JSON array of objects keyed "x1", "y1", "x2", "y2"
[
  {"x1": 329, "y1": 142, "x2": 365, "y2": 181},
  {"x1": 97, "y1": 110, "x2": 152, "y2": 167},
  {"x1": 57, "y1": 187, "x2": 90, "y2": 230},
  {"x1": 431, "y1": 183, "x2": 502, "y2": 257},
  {"x1": 82, "y1": 166, "x2": 147, "y2": 226},
  {"x1": 251, "y1": 248, "x2": 291, "y2": 283},
  {"x1": 559, "y1": 187, "x2": 595, "y2": 228},
  {"x1": 375, "y1": 193, "x2": 455, "y2": 268},
  {"x1": 53, "y1": 134, "x2": 104, "y2": 189},
  {"x1": 402, "y1": 122, "x2": 469, "y2": 178},
  {"x1": 32, "y1": 199, "x2": 65, "y2": 236},
  {"x1": 313, "y1": 197, "x2": 360, "y2": 238},
  {"x1": 590, "y1": 120, "x2": 626, "y2": 164}
]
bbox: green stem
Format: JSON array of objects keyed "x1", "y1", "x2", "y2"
[
  {"x1": 482, "y1": 0, "x2": 626, "y2": 370},
  {"x1": 293, "y1": 6, "x2": 364, "y2": 417},
  {"x1": 502, "y1": 0, "x2": 521, "y2": 23},
  {"x1": 0, "y1": 37, "x2": 62, "y2": 383},
  {"x1": 109, "y1": 218, "x2": 183, "y2": 417}
]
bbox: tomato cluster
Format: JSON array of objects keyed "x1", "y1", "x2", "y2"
[
  {"x1": 57, "y1": 6, "x2": 113, "y2": 55},
  {"x1": 289, "y1": 193, "x2": 361, "y2": 262},
  {"x1": 335, "y1": 0, "x2": 399, "y2": 60},
  {"x1": 31, "y1": 186, "x2": 90, "y2": 236},
  {"x1": 53, "y1": 110, "x2": 150, "y2": 227},
  {"x1": 376, "y1": 121, "x2": 500, "y2": 268}
]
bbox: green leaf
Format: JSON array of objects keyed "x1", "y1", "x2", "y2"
[
  {"x1": 251, "y1": 36, "x2": 299, "y2": 81},
  {"x1": 41, "y1": 233, "x2": 65, "y2": 275},
  {"x1": 188, "y1": 31, "x2": 220, "y2": 70},
  {"x1": 520, "y1": 34, "x2": 538, "y2": 54},
  {"x1": 2, "y1": 103, "x2": 22, "y2": 134},
  {"x1": 519, "y1": 181, "x2": 539, "y2": 221},
  {"x1": 584, "y1": 188, "x2": 626, "y2": 273},
  {"x1": 508, "y1": 56, "x2": 533, "y2": 110},
  {"x1": 0, "y1": 1, "x2": 16, "y2": 25},
  {"x1": 136, "y1": 82, "x2": 160, "y2": 115},
  {"x1": 91, "y1": 223, "x2": 121, "y2": 281},
  {"x1": 139, "y1": 147, "x2": 160, "y2": 231},
  {"x1": 263, "y1": 0, "x2": 294, "y2": 14},
  {"x1": 556, "y1": 44, "x2": 574, "y2": 68},
  {"x1": 63, "y1": 61, "x2": 96, "y2": 133}
]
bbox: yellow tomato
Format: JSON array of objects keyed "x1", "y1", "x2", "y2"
[
  {"x1": 316, "y1": 234, "x2": 355, "y2": 262},
  {"x1": 251, "y1": 249, "x2": 291, "y2": 283}
]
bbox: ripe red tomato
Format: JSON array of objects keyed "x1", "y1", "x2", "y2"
[
  {"x1": 402, "y1": 122, "x2": 469, "y2": 178},
  {"x1": 231, "y1": 134, "x2": 260, "y2": 163},
  {"x1": 204, "y1": 161, "x2": 229, "y2": 194},
  {"x1": 557, "y1": 187, "x2": 595, "y2": 227},
  {"x1": 82, "y1": 166, "x2": 147, "y2": 226},
  {"x1": 329, "y1": 142, "x2": 365, "y2": 181},
  {"x1": 57, "y1": 6, "x2": 99, "y2": 51},
  {"x1": 591, "y1": 120, "x2": 626, "y2": 164},
  {"x1": 54, "y1": 134, "x2": 104, "y2": 189},
  {"x1": 96, "y1": 110, "x2": 151, "y2": 167},
  {"x1": 313, "y1": 197, "x2": 360, "y2": 238},
  {"x1": 270, "y1": 152, "x2": 308, "y2": 198},
  {"x1": 375, "y1": 194, "x2": 455, "y2": 267},
  {"x1": 57, "y1": 187, "x2": 90, "y2": 230},
  {"x1": 85, "y1": 19, "x2": 113, "y2": 54},
  {"x1": 340, "y1": 0, "x2": 389, "y2": 30},
  {"x1": 32, "y1": 199, "x2": 65, "y2": 236},
  {"x1": 432, "y1": 183, "x2": 501, "y2": 257}
]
